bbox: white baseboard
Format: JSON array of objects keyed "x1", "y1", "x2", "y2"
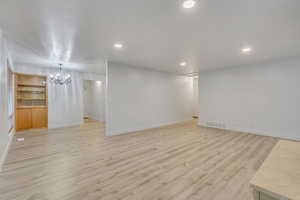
[
  {"x1": 198, "y1": 122, "x2": 300, "y2": 141},
  {"x1": 0, "y1": 130, "x2": 15, "y2": 172},
  {"x1": 88, "y1": 115, "x2": 105, "y2": 122},
  {"x1": 106, "y1": 118, "x2": 192, "y2": 136},
  {"x1": 49, "y1": 121, "x2": 83, "y2": 129}
]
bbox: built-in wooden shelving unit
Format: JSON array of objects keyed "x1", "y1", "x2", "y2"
[{"x1": 15, "y1": 73, "x2": 48, "y2": 131}]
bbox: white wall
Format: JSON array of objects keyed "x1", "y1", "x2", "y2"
[
  {"x1": 193, "y1": 77, "x2": 199, "y2": 117},
  {"x1": 90, "y1": 80, "x2": 106, "y2": 122},
  {"x1": 83, "y1": 80, "x2": 106, "y2": 122},
  {"x1": 0, "y1": 31, "x2": 14, "y2": 170},
  {"x1": 106, "y1": 62, "x2": 194, "y2": 136},
  {"x1": 83, "y1": 81, "x2": 92, "y2": 118},
  {"x1": 198, "y1": 58, "x2": 300, "y2": 141},
  {"x1": 14, "y1": 65, "x2": 84, "y2": 128},
  {"x1": 13, "y1": 65, "x2": 103, "y2": 129},
  {"x1": 7, "y1": 67, "x2": 14, "y2": 133}
]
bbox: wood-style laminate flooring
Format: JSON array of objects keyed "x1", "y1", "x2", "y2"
[{"x1": 0, "y1": 120, "x2": 277, "y2": 200}]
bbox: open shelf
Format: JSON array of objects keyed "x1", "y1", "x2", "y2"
[
  {"x1": 17, "y1": 98, "x2": 45, "y2": 100},
  {"x1": 17, "y1": 91, "x2": 45, "y2": 94},
  {"x1": 17, "y1": 84, "x2": 46, "y2": 87},
  {"x1": 16, "y1": 74, "x2": 47, "y2": 107}
]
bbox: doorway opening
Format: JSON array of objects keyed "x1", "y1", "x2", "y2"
[{"x1": 83, "y1": 80, "x2": 105, "y2": 124}]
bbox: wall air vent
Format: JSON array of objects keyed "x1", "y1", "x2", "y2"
[{"x1": 206, "y1": 122, "x2": 226, "y2": 129}]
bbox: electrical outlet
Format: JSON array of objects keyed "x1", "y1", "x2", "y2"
[{"x1": 17, "y1": 138, "x2": 25, "y2": 142}]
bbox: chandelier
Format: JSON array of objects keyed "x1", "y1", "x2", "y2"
[{"x1": 49, "y1": 64, "x2": 72, "y2": 85}]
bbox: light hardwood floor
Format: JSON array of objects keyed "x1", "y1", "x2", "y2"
[{"x1": 0, "y1": 120, "x2": 277, "y2": 200}]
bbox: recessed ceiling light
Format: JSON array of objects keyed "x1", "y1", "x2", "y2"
[
  {"x1": 114, "y1": 43, "x2": 123, "y2": 49},
  {"x1": 183, "y1": 0, "x2": 196, "y2": 9},
  {"x1": 241, "y1": 47, "x2": 252, "y2": 53},
  {"x1": 180, "y1": 61, "x2": 187, "y2": 66}
]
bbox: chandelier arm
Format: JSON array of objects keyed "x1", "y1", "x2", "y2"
[{"x1": 49, "y1": 63, "x2": 72, "y2": 85}]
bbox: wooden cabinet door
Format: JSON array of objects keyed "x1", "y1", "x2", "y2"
[
  {"x1": 16, "y1": 108, "x2": 32, "y2": 131},
  {"x1": 32, "y1": 108, "x2": 47, "y2": 128}
]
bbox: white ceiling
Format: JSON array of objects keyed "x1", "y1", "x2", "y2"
[{"x1": 0, "y1": 0, "x2": 300, "y2": 74}]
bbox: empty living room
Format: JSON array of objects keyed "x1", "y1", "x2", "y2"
[{"x1": 0, "y1": 0, "x2": 299, "y2": 200}]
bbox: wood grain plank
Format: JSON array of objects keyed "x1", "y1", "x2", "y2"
[{"x1": 0, "y1": 120, "x2": 276, "y2": 200}]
